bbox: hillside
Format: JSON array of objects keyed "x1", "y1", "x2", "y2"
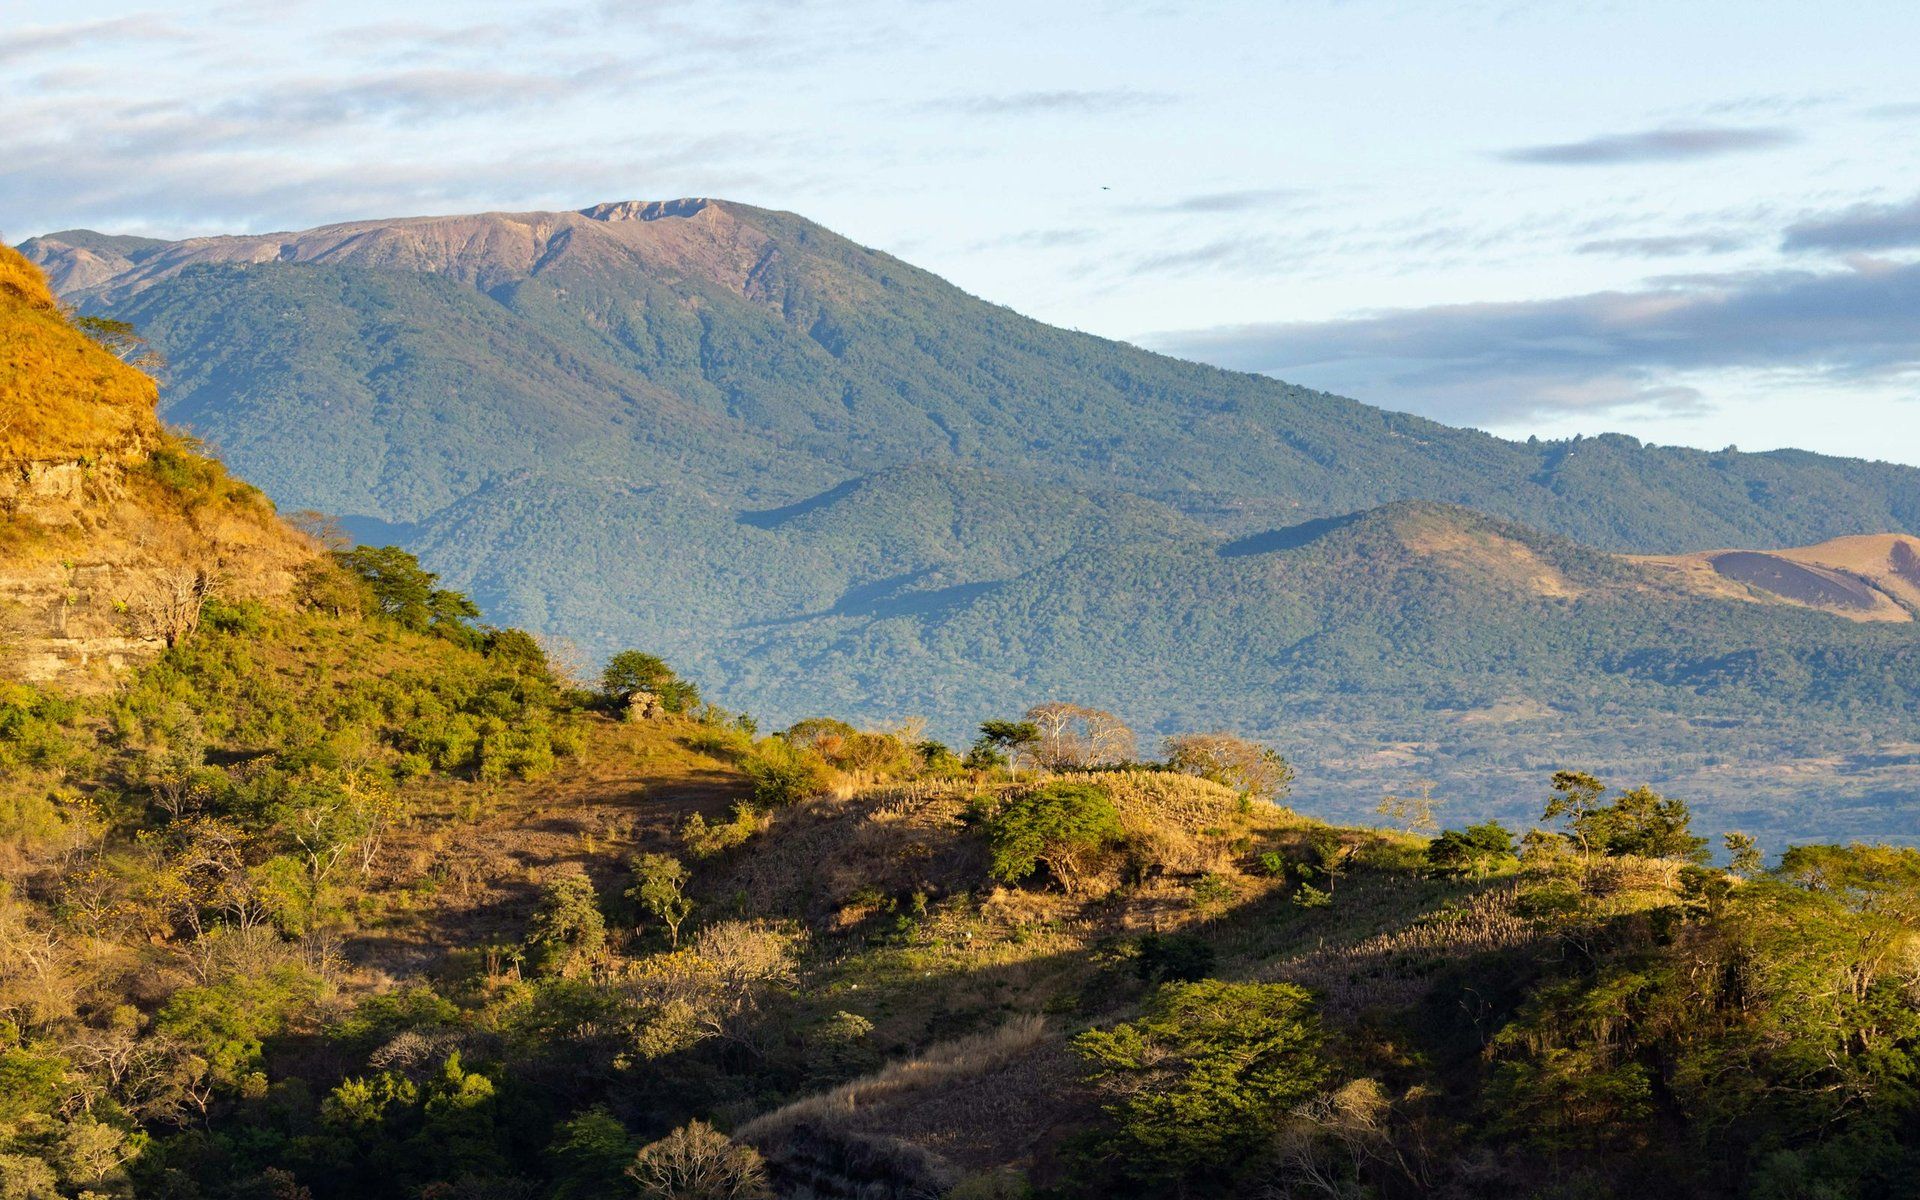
[
  {"x1": 25, "y1": 201, "x2": 1920, "y2": 549},
  {"x1": 0, "y1": 245, "x2": 313, "y2": 688},
  {"x1": 705, "y1": 496, "x2": 1920, "y2": 841}
]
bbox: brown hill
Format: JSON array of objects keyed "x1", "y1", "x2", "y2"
[
  {"x1": 0, "y1": 245, "x2": 315, "y2": 688},
  {"x1": 1632, "y1": 532, "x2": 1920, "y2": 623},
  {"x1": 22, "y1": 198, "x2": 794, "y2": 303}
]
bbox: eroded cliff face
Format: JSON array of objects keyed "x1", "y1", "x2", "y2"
[{"x1": 0, "y1": 245, "x2": 314, "y2": 691}]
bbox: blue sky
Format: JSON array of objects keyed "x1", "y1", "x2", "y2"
[{"x1": 7, "y1": 0, "x2": 1920, "y2": 464}]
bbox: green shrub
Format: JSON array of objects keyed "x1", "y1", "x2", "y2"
[
  {"x1": 742, "y1": 739, "x2": 831, "y2": 807},
  {"x1": 1073, "y1": 979, "x2": 1324, "y2": 1188},
  {"x1": 984, "y1": 782, "x2": 1122, "y2": 894}
]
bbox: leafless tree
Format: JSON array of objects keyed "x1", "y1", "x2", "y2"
[
  {"x1": 127, "y1": 567, "x2": 218, "y2": 647},
  {"x1": 1163, "y1": 731, "x2": 1295, "y2": 803},
  {"x1": 1024, "y1": 702, "x2": 1136, "y2": 769},
  {"x1": 626, "y1": 1120, "x2": 770, "y2": 1199}
]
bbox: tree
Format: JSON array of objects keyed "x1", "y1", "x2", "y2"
[
  {"x1": 127, "y1": 566, "x2": 217, "y2": 648},
  {"x1": 547, "y1": 1105, "x2": 636, "y2": 1200},
  {"x1": 1304, "y1": 828, "x2": 1354, "y2": 896},
  {"x1": 1542, "y1": 770, "x2": 1608, "y2": 862},
  {"x1": 600, "y1": 651, "x2": 701, "y2": 713},
  {"x1": 1601, "y1": 785, "x2": 1709, "y2": 862},
  {"x1": 74, "y1": 314, "x2": 163, "y2": 369},
  {"x1": 742, "y1": 739, "x2": 830, "y2": 807},
  {"x1": 626, "y1": 1120, "x2": 769, "y2": 1199},
  {"x1": 1723, "y1": 832, "x2": 1764, "y2": 878},
  {"x1": 628, "y1": 853, "x2": 694, "y2": 948},
  {"x1": 1543, "y1": 772, "x2": 1708, "y2": 864},
  {"x1": 334, "y1": 546, "x2": 479, "y2": 640},
  {"x1": 1023, "y1": 703, "x2": 1136, "y2": 769},
  {"x1": 524, "y1": 872, "x2": 606, "y2": 978},
  {"x1": 1163, "y1": 733, "x2": 1294, "y2": 803},
  {"x1": 973, "y1": 720, "x2": 1040, "y2": 776},
  {"x1": 982, "y1": 782, "x2": 1123, "y2": 894},
  {"x1": 1073, "y1": 979, "x2": 1325, "y2": 1188},
  {"x1": 1427, "y1": 821, "x2": 1516, "y2": 878},
  {"x1": 1376, "y1": 780, "x2": 1440, "y2": 834}
]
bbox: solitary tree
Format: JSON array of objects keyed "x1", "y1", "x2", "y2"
[
  {"x1": 1723, "y1": 832, "x2": 1765, "y2": 878},
  {"x1": 1164, "y1": 733, "x2": 1295, "y2": 803},
  {"x1": 1427, "y1": 821, "x2": 1517, "y2": 879},
  {"x1": 973, "y1": 720, "x2": 1041, "y2": 776},
  {"x1": 525, "y1": 872, "x2": 607, "y2": 978},
  {"x1": 984, "y1": 781, "x2": 1123, "y2": 895},
  {"x1": 628, "y1": 853, "x2": 695, "y2": 948},
  {"x1": 601, "y1": 651, "x2": 701, "y2": 713},
  {"x1": 626, "y1": 1120, "x2": 769, "y2": 1200}
]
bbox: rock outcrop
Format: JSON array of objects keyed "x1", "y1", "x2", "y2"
[{"x1": 0, "y1": 245, "x2": 315, "y2": 691}]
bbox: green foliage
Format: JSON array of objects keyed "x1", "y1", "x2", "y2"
[
  {"x1": 1426, "y1": 820, "x2": 1518, "y2": 878},
  {"x1": 741, "y1": 739, "x2": 830, "y2": 808},
  {"x1": 1486, "y1": 844, "x2": 1920, "y2": 1191},
  {"x1": 601, "y1": 651, "x2": 701, "y2": 713},
  {"x1": 1073, "y1": 979, "x2": 1325, "y2": 1188},
  {"x1": 982, "y1": 782, "x2": 1122, "y2": 893},
  {"x1": 1545, "y1": 771, "x2": 1710, "y2": 863},
  {"x1": 524, "y1": 873, "x2": 607, "y2": 978},
  {"x1": 334, "y1": 545, "x2": 481, "y2": 646},
  {"x1": 546, "y1": 1106, "x2": 634, "y2": 1200},
  {"x1": 155, "y1": 965, "x2": 320, "y2": 1091},
  {"x1": 627, "y1": 853, "x2": 694, "y2": 947},
  {"x1": 973, "y1": 721, "x2": 1038, "y2": 771}
]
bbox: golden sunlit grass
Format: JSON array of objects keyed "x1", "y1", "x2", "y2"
[{"x1": 0, "y1": 246, "x2": 158, "y2": 463}]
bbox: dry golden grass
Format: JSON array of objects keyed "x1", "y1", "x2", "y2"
[
  {"x1": 0, "y1": 247, "x2": 159, "y2": 463},
  {"x1": 737, "y1": 1015, "x2": 1049, "y2": 1153}
]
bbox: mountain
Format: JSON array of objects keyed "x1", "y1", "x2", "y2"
[
  {"x1": 24, "y1": 200, "x2": 1920, "y2": 545},
  {"x1": 19, "y1": 202, "x2": 1920, "y2": 833}
]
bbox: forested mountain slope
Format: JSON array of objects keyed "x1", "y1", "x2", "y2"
[
  {"x1": 19, "y1": 203, "x2": 1920, "y2": 833},
  {"x1": 25, "y1": 200, "x2": 1920, "y2": 549}
]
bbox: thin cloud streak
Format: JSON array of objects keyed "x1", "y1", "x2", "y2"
[
  {"x1": 1146, "y1": 259, "x2": 1920, "y2": 424},
  {"x1": 1500, "y1": 125, "x2": 1798, "y2": 165},
  {"x1": 1783, "y1": 195, "x2": 1920, "y2": 252},
  {"x1": 1576, "y1": 233, "x2": 1748, "y2": 257},
  {"x1": 924, "y1": 89, "x2": 1172, "y2": 116}
]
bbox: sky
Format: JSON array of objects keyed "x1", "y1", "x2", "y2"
[{"x1": 6, "y1": 0, "x2": 1920, "y2": 464}]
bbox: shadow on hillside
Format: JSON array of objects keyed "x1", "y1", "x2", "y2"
[
  {"x1": 738, "y1": 477, "x2": 865, "y2": 529},
  {"x1": 739, "y1": 570, "x2": 1004, "y2": 626},
  {"x1": 1220, "y1": 512, "x2": 1358, "y2": 557}
]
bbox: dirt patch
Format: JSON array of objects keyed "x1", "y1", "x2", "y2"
[
  {"x1": 1895, "y1": 540, "x2": 1920, "y2": 591},
  {"x1": 1710, "y1": 551, "x2": 1880, "y2": 611}
]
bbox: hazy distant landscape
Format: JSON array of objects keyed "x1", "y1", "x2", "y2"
[{"x1": 22, "y1": 200, "x2": 1920, "y2": 838}]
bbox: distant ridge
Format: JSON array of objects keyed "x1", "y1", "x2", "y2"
[{"x1": 19, "y1": 202, "x2": 1920, "y2": 832}]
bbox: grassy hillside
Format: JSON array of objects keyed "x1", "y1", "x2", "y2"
[
  {"x1": 0, "y1": 245, "x2": 157, "y2": 463},
  {"x1": 5, "y1": 593, "x2": 1918, "y2": 1199}
]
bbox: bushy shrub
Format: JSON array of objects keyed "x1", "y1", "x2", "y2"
[
  {"x1": 1073, "y1": 979, "x2": 1325, "y2": 1188},
  {"x1": 982, "y1": 781, "x2": 1123, "y2": 894},
  {"x1": 742, "y1": 740, "x2": 831, "y2": 808},
  {"x1": 524, "y1": 873, "x2": 607, "y2": 978}
]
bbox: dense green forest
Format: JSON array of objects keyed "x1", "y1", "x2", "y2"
[{"x1": 19, "y1": 205, "x2": 1920, "y2": 833}]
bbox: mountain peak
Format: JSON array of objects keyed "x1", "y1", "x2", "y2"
[{"x1": 578, "y1": 197, "x2": 716, "y2": 222}]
